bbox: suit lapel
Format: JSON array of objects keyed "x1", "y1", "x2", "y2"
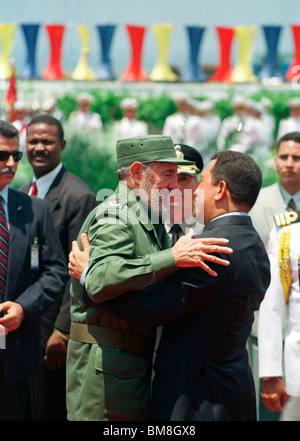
[
  {"x1": 7, "y1": 189, "x2": 29, "y2": 295},
  {"x1": 8, "y1": 188, "x2": 24, "y2": 245},
  {"x1": 20, "y1": 182, "x2": 31, "y2": 195},
  {"x1": 44, "y1": 165, "x2": 66, "y2": 212}
]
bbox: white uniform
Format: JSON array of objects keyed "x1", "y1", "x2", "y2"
[
  {"x1": 162, "y1": 112, "x2": 207, "y2": 152},
  {"x1": 218, "y1": 114, "x2": 272, "y2": 162},
  {"x1": 12, "y1": 117, "x2": 31, "y2": 153},
  {"x1": 277, "y1": 117, "x2": 300, "y2": 140},
  {"x1": 258, "y1": 216, "x2": 300, "y2": 400},
  {"x1": 114, "y1": 117, "x2": 148, "y2": 138},
  {"x1": 186, "y1": 99, "x2": 221, "y2": 155},
  {"x1": 217, "y1": 114, "x2": 247, "y2": 151},
  {"x1": 68, "y1": 110, "x2": 103, "y2": 132},
  {"x1": 203, "y1": 113, "x2": 221, "y2": 145}
]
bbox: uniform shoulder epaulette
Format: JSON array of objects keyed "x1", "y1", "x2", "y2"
[{"x1": 273, "y1": 210, "x2": 300, "y2": 227}]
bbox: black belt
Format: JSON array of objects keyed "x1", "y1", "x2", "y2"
[{"x1": 70, "y1": 322, "x2": 155, "y2": 358}]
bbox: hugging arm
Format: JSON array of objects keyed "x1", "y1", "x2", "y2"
[{"x1": 105, "y1": 262, "x2": 226, "y2": 327}]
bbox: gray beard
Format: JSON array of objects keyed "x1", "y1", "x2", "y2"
[{"x1": 138, "y1": 180, "x2": 173, "y2": 224}]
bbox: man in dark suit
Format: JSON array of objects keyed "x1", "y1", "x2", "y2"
[
  {"x1": 106, "y1": 150, "x2": 271, "y2": 421},
  {"x1": 19, "y1": 114, "x2": 97, "y2": 420},
  {"x1": 0, "y1": 120, "x2": 68, "y2": 420}
]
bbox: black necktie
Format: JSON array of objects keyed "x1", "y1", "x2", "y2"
[
  {"x1": 287, "y1": 198, "x2": 296, "y2": 211},
  {"x1": 170, "y1": 224, "x2": 182, "y2": 246},
  {"x1": 0, "y1": 197, "x2": 8, "y2": 303}
]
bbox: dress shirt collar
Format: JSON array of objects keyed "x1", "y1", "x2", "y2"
[
  {"x1": 279, "y1": 185, "x2": 300, "y2": 210},
  {"x1": 0, "y1": 186, "x2": 9, "y2": 207},
  {"x1": 207, "y1": 211, "x2": 248, "y2": 226},
  {"x1": 33, "y1": 163, "x2": 63, "y2": 199},
  {"x1": 0, "y1": 186, "x2": 9, "y2": 224}
]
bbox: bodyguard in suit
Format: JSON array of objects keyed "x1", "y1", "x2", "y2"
[
  {"x1": 19, "y1": 114, "x2": 97, "y2": 420},
  {"x1": 106, "y1": 151, "x2": 271, "y2": 421},
  {"x1": 277, "y1": 98, "x2": 300, "y2": 140},
  {"x1": 0, "y1": 120, "x2": 68, "y2": 420}
]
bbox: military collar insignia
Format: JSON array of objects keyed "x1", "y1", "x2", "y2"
[{"x1": 273, "y1": 210, "x2": 300, "y2": 227}]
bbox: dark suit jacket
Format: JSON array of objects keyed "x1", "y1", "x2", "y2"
[
  {"x1": 3, "y1": 189, "x2": 68, "y2": 383},
  {"x1": 106, "y1": 215, "x2": 271, "y2": 421},
  {"x1": 20, "y1": 165, "x2": 97, "y2": 345}
]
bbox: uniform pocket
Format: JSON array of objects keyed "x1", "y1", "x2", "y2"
[
  {"x1": 95, "y1": 346, "x2": 152, "y2": 420},
  {"x1": 96, "y1": 346, "x2": 147, "y2": 378}
]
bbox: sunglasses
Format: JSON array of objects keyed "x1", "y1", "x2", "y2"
[{"x1": 0, "y1": 150, "x2": 23, "y2": 162}]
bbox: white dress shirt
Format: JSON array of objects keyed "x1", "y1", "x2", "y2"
[{"x1": 30, "y1": 163, "x2": 63, "y2": 199}]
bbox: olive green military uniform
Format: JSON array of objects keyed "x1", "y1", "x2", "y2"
[{"x1": 66, "y1": 136, "x2": 194, "y2": 421}]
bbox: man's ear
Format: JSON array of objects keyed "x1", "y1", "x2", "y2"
[
  {"x1": 214, "y1": 180, "x2": 227, "y2": 201},
  {"x1": 130, "y1": 162, "x2": 144, "y2": 185},
  {"x1": 60, "y1": 139, "x2": 66, "y2": 153},
  {"x1": 274, "y1": 157, "x2": 278, "y2": 174}
]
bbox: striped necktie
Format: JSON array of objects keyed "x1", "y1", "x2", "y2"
[{"x1": 0, "y1": 197, "x2": 8, "y2": 302}]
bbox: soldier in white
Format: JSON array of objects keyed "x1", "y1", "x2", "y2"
[
  {"x1": 191, "y1": 99, "x2": 221, "y2": 143},
  {"x1": 258, "y1": 210, "x2": 300, "y2": 420},
  {"x1": 68, "y1": 93, "x2": 103, "y2": 133},
  {"x1": 186, "y1": 99, "x2": 220, "y2": 164},
  {"x1": 217, "y1": 95, "x2": 249, "y2": 151},
  {"x1": 277, "y1": 98, "x2": 300, "y2": 140},
  {"x1": 162, "y1": 94, "x2": 207, "y2": 153},
  {"x1": 243, "y1": 100, "x2": 273, "y2": 162},
  {"x1": 113, "y1": 98, "x2": 148, "y2": 138},
  {"x1": 260, "y1": 97, "x2": 275, "y2": 133},
  {"x1": 250, "y1": 131, "x2": 300, "y2": 421},
  {"x1": 42, "y1": 96, "x2": 65, "y2": 123},
  {"x1": 162, "y1": 93, "x2": 191, "y2": 144},
  {"x1": 218, "y1": 97, "x2": 273, "y2": 164},
  {"x1": 12, "y1": 99, "x2": 31, "y2": 152}
]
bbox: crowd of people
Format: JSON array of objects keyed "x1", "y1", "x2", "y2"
[
  {"x1": 2, "y1": 90, "x2": 299, "y2": 161},
  {"x1": 0, "y1": 87, "x2": 299, "y2": 422}
]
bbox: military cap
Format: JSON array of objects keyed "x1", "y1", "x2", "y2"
[
  {"x1": 287, "y1": 97, "x2": 300, "y2": 109},
  {"x1": 14, "y1": 99, "x2": 30, "y2": 112},
  {"x1": 231, "y1": 95, "x2": 247, "y2": 108},
  {"x1": 76, "y1": 92, "x2": 93, "y2": 104},
  {"x1": 116, "y1": 135, "x2": 195, "y2": 169},
  {"x1": 175, "y1": 144, "x2": 204, "y2": 176},
  {"x1": 171, "y1": 92, "x2": 190, "y2": 104},
  {"x1": 191, "y1": 99, "x2": 214, "y2": 113},
  {"x1": 42, "y1": 96, "x2": 56, "y2": 112},
  {"x1": 120, "y1": 97, "x2": 139, "y2": 110}
]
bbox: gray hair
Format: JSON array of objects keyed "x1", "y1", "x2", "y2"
[
  {"x1": 117, "y1": 162, "x2": 153, "y2": 181},
  {"x1": 117, "y1": 166, "x2": 131, "y2": 181},
  {"x1": 0, "y1": 120, "x2": 19, "y2": 141}
]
